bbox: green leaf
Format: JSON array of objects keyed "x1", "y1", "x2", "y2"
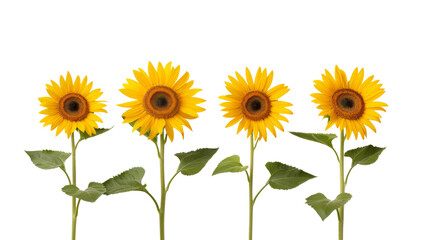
[
  {"x1": 176, "y1": 148, "x2": 219, "y2": 176},
  {"x1": 25, "y1": 150, "x2": 70, "y2": 170},
  {"x1": 103, "y1": 167, "x2": 147, "y2": 195},
  {"x1": 345, "y1": 145, "x2": 385, "y2": 168},
  {"x1": 78, "y1": 127, "x2": 112, "y2": 141},
  {"x1": 62, "y1": 182, "x2": 106, "y2": 203},
  {"x1": 212, "y1": 155, "x2": 248, "y2": 175},
  {"x1": 289, "y1": 132, "x2": 337, "y2": 149},
  {"x1": 124, "y1": 116, "x2": 157, "y2": 143},
  {"x1": 266, "y1": 162, "x2": 315, "y2": 190},
  {"x1": 306, "y1": 193, "x2": 352, "y2": 221}
]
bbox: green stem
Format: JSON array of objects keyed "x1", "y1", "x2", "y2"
[
  {"x1": 344, "y1": 166, "x2": 354, "y2": 187},
  {"x1": 159, "y1": 130, "x2": 166, "y2": 240},
  {"x1": 144, "y1": 190, "x2": 160, "y2": 213},
  {"x1": 338, "y1": 130, "x2": 345, "y2": 240},
  {"x1": 75, "y1": 199, "x2": 81, "y2": 219},
  {"x1": 253, "y1": 182, "x2": 268, "y2": 203},
  {"x1": 332, "y1": 147, "x2": 340, "y2": 163},
  {"x1": 154, "y1": 141, "x2": 161, "y2": 159},
  {"x1": 249, "y1": 132, "x2": 255, "y2": 240},
  {"x1": 61, "y1": 167, "x2": 72, "y2": 185},
  {"x1": 71, "y1": 133, "x2": 77, "y2": 240},
  {"x1": 166, "y1": 172, "x2": 179, "y2": 193}
]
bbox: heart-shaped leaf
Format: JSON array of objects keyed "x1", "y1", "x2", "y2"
[
  {"x1": 78, "y1": 127, "x2": 112, "y2": 141},
  {"x1": 62, "y1": 182, "x2": 106, "y2": 203},
  {"x1": 306, "y1": 193, "x2": 352, "y2": 221},
  {"x1": 345, "y1": 145, "x2": 386, "y2": 168},
  {"x1": 212, "y1": 155, "x2": 248, "y2": 175},
  {"x1": 289, "y1": 132, "x2": 337, "y2": 149},
  {"x1": 25, "y1": 150, "x2": 70, "y2": 170},
  {"x1": 103, "y1": 167, "x2": 147, "y2": 195},
  {"x1": 266, "y1": 162, "x2": 315, "y2": 190},
  {"x1": 176, "y1": 148, "x2": 219, "y2": 176}
]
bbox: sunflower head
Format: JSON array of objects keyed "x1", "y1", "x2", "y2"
[
  {"x1": 311, "y1": 65, "x2": 387, "y2": 140},
  {"x1": 119, "y1": 62, "x2": 205, "y2": 142},
  {"x1": 220, "y1": 67, "x2": 293, "y2": 141},
  {"x1": 39, "y1": 72, "x2": 107, "y2": 138}
]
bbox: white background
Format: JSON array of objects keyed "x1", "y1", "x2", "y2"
[{"x1": 1, "y1": 0, "x2": 428, "y2": 239}]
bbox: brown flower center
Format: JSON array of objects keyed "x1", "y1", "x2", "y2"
[
  {"x1": 241, "y1": 91, "x2": 271, "y2": 120},
  {"x1": 332, "y1": 89, "x2": 365, "y2": 120},
  {"x1": 144, "y1": 86, "x2": 180, "y2": 118},
  {"x1": 58, "y1": 93, "x2": 90, "y2": 121}
]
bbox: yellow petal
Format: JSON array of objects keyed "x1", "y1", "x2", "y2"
[
  {"x1": 169, "y1": 117, "x2": 185, "y2": 138},
  {"x1": 271, "y1": 101, "x2": 293, "y2": 108},
  {"x1": 245, "y1": 67, "x2": 254, "y2": 90},
  {"x1": 172, "y1": 71, "x2": 190, "y2": 90},
  {"x1": 50, "y1": 80, "x2": 64, "y2": 96},
  {"x1": 334, "y1": 66, "x2": 347, "y2": 89},
  {"x1": 262, "y1": 71, "x2": 274, "y2": 92},
  {"x1": 133, "y1": 70, "x2": 151, "y2": 89},
  {"x1": 258, "y1": 120, "x2": 268, "y2": 141},
  {"x1": 348, "y1": 68, "x2": 360, "y2": 89},
  {"x1": 119, "y1": 88, "x2": 143, "y2": 100},
  {"x1": 225, "y1": 117, "x2": 241, "y2": 128},
  {"x1": 235, "y1": 71, "x2": 249, "y2": 92},
  {"x1": 73, "y1": 76, "x2": 81, "y2": 93},
  {"x1": 86, "y1": 89, "x2": 103, "y2": 102},
  {"x1": 164, "y1": 62, "x2": 172, "y2": 82},
  {"x1": 118, "y1": 100, "x2": 142, "y2": 108},
  {"x1": 66, "y1": 72, "x2": 73, "y2": 93},
  {"x1": 87, "y1": 113, "x2": 103, "y2": 123},
  {"x1": 169, "y1": 66, "x2": 181, "y2": 86},
  {"x1": 236, "y1": 119, "x2": 246, "y2": 134},
  {"x1": 254, "y1": 67, "x2": 262, "y2": 91},
  {"x1": 138, "y1": 116, "x2": 152, "y2": 136},
  {"x1": 268, "y1": 85, "x2": 289, "y2": 100},
  {"x1": 81, "y1": 81, "x2": 93, "y2": 97},
  {"x1": 157, "y1": 62, "x2": 166, "y2": 85},
  {"x1": 148, "y1": 62, "x2": 159, "y2": 85},
  {"x1": 165, "y1": 120, "x2": 175, "y2": 142}
]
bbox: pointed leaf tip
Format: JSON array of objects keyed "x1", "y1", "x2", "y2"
[
  {"x1": 212, "y1": 155, "x2": 248, "y2": 175},
  {"x1": 25, "y1": 150, "x2": 71, "y2": 170},
  {"x1": 345, "y1": 145, "x2": 385, "y2": 168},
  {"x1": 176, "y1": 148, "x2": 219, "y2": 176},
  {"x1": 266, "y1": 162, "x2": 315, "y2": 190},
  {"x1": 78, "y1": 127, "x2": 112, "y2": 141},
  {"x1": 289, "y1": 132, "x2": 337, "y2": 149},
  {"x1": 102, "y1": 167, "x2": 147, "y2": 195}
]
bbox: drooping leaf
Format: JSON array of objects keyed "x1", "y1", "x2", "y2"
[
  {"x1": 306, "y1": 193, "x2": 352, "y2": 221},
  {"x1": 345, "y1": 145, "x2": 385, "y2": 168},
  {"x1": 25, "y1": 150, "x2": 70, "y2": 170},
  {"x1": 62, "y1": 182, "x2": 106, "y2": 203},
  {"x1": 176, "y1": 148, "x2": 219, "y2": 176},
  {"x1": 124, "y1": 116, "x2": 157, "y2": 143},
  {"x1": 103, "y1": 167, "x2": 147, "y2": 195},
  {"x1": 289, "y1": 132, "x2": 337, "y2": 149},
  {"x1": 78, "y1": 127, "x2": 112, "y2": 141},
  {"x1": 266, "y1": 162, "x2": 315, "y2": 190},
  {"x1": 212, "y1": 155, "x2": 248, "y2": 175}
]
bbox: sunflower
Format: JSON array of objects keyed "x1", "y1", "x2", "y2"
[
  {"x1": 220, "y1": 67, "x2": 293, "y2": 141},
  {"x1": 311, "y1": 65, "x2": 387, "y2": 140},
  {"x1": 119, "y1": 62, "x2": 205, "y2": 142},
  {"x1": 39, "y1": 72, "x2": 107, "y2": 138}
]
